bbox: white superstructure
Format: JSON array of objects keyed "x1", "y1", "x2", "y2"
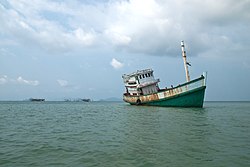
[{"x1": 122, "y1": 69, "x2": 160, "y2": 96}]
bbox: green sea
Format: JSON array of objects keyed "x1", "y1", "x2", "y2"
[{"x1": 0, "y1": 101, "x2": 249, "y2": 167}]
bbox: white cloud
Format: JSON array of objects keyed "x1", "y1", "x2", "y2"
[
  {"x1": 57, "y1": 79, "x2": 80, "y2": 91},
  {"x1": 74, "y1": 28, "x2": 96, "y2": 46},
  {"x1": 0, "y1": 48, "x2": 16, "y2": 57},
  {"x1": 17, "y1": 76, "x2": 39, "y2": 86},
  {"x1": 0, "y1": 0, "x2": 250, "y2": 57},
  {"x1": 110, "y1": 58, "x2": 124, "y2": 69},
  {"x1": 0, "y1": 75, "x2": 8, "y2": 85},
  {"x1": 57, "y1": 79, "x2": 69, "y2": 87},
  {"x1": 0, "y1": 75, "x2": 39, "y2": 86},
  {"x1": 0, "y1": 1, "x2": 98, "y2": 52}
]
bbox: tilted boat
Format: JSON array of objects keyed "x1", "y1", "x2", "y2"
[{"x1": 122, "y1": 41, "x2": 207, "y2": 108}]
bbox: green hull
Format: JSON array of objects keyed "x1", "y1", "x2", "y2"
[
  {"x1": 141, "y1": 86, "x2": 206, "y2": 107},
  {"x1": 123, "y1": 75, "x2": 207, "y2": 108}
]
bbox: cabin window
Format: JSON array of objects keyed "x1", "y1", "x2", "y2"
[
  {"x1": 143, "y1": 74, "x2": 145, "y2": 78},
  {"x1": 148, "y1": 73, "x2": 151, "y2": 77},
  {"x1": 139, "y1": 75, "x2": 142, "y2": 79},
  {"x1": 128, "y1": 82, "x2": 136, "y2": 85}
]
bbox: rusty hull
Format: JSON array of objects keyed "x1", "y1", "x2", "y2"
[{"x1": 123, "y1": 75, "x2": 206, "y2": 105}]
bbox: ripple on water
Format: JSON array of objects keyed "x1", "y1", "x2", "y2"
[{"x1": 0, "y1": 101, "x2": 249, "y2": 166}]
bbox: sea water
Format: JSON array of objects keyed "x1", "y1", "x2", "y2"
[{"x1": 0, "y1": 101, "x2": 249, "y2": 167}]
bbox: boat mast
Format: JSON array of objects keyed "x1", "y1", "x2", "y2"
[{"x1": 181, "y1": 40, "x2": 190, "y2": 82}]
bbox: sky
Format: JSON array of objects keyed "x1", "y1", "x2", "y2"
[{"x1": 0, "y1": 0, "x2": 250, "y2": 101}]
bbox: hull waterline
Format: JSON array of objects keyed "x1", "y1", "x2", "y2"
[{"x1": 123, "y1": 76, "x2": 206, "y2": 108}]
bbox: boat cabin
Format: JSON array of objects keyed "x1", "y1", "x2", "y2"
[{"x1": 122, "y1": 69, "x2": 160, "y2": 96}]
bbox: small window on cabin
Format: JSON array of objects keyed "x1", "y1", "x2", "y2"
[
  {"x1": 143, "y1": 74, "x2": 145, "y2": 78},
  {"x1": 135, "y1": 76, "x2": 138, "y2": 80},
  {"x1": 148, "y1": 73, "x2": 151, "y2": 77},
  {"x1": 128, "y1": 82, "x2": 136, "y2": 85},
  {"x1": 139, "y1": 75, "x2": 142, "y2": 79}
]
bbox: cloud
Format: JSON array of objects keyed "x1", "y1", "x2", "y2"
[
  {"x1": 0, "y1": 75, "x2": 8, "y2": 85},
  {"x1": 103, "y1": 0, "x2": 250, "y2": 57},
  {"x1": 0, "y1": 75, "x2": 39, "y2": 86},
  {"x1": 57, "y1": 79, "x2": 69, "y2": 87},
  {"x1": 74, "y1": 28, "x2": 96, "y2": 46},
  {"x1": 110, "y1": 58, "x2": 124, "y2": 69},
  {"x1": 105, "y1": 28, "x2": 131, "y2": 46},
  {"x1": 57, "y1": 79, "x2": 79, "y2": 90},
  {"x1": 0, "y1": 48, "x2": 16, "y2": 57},
  {"x1": 0, "y1": 1, "x2": 98, "y2": 52},
  {"x1": 0, "y1": 0, "x2": 250, "y2": 57},
  {"x1": 17, "y1": 76, "x2": 39, "y2": 86}
]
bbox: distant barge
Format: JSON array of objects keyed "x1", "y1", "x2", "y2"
[
  {"x1": 29, "y1": 98, "x2": 45, "y2": 102},
  {"x1": 64, "y1": 98, "x2": 91, "y2": 102},
  {"x1": 122, "y1": 41, "x2": 207, "y2": 108}
]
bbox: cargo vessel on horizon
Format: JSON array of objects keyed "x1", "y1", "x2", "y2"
[{"x1": 29, "y1": 98, "x2": 45, "y2": 102}]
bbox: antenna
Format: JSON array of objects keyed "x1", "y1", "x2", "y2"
[{"x1": 181, "y1": 41, "x2": 190, "y2": 82}]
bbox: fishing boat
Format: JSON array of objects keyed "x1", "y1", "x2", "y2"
[{"x1": 122, "y1": 41, "x2": 207, "y2": 108}]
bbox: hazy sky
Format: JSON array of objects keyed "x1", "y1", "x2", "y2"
[{"x1": 0, "y1": 0, "x2": 250, "y2": 101}]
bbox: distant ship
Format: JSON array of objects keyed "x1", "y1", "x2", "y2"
[
  {"x1": 122, "y1": 41, "x2": 207, "y2": 108},
  {"x1": 81, "y1": 99, "x2": 91, "y2": 102},
  {"x1": 64, "y1": 98, "x2": 91, "y2": 102},
  {"x1": 29, "y1": 98, "x2": 45, "y2": 102}
]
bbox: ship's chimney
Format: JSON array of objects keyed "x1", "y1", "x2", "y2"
[{"x1": 181, "y1": 41, "x2": 190, "y2": 82}]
